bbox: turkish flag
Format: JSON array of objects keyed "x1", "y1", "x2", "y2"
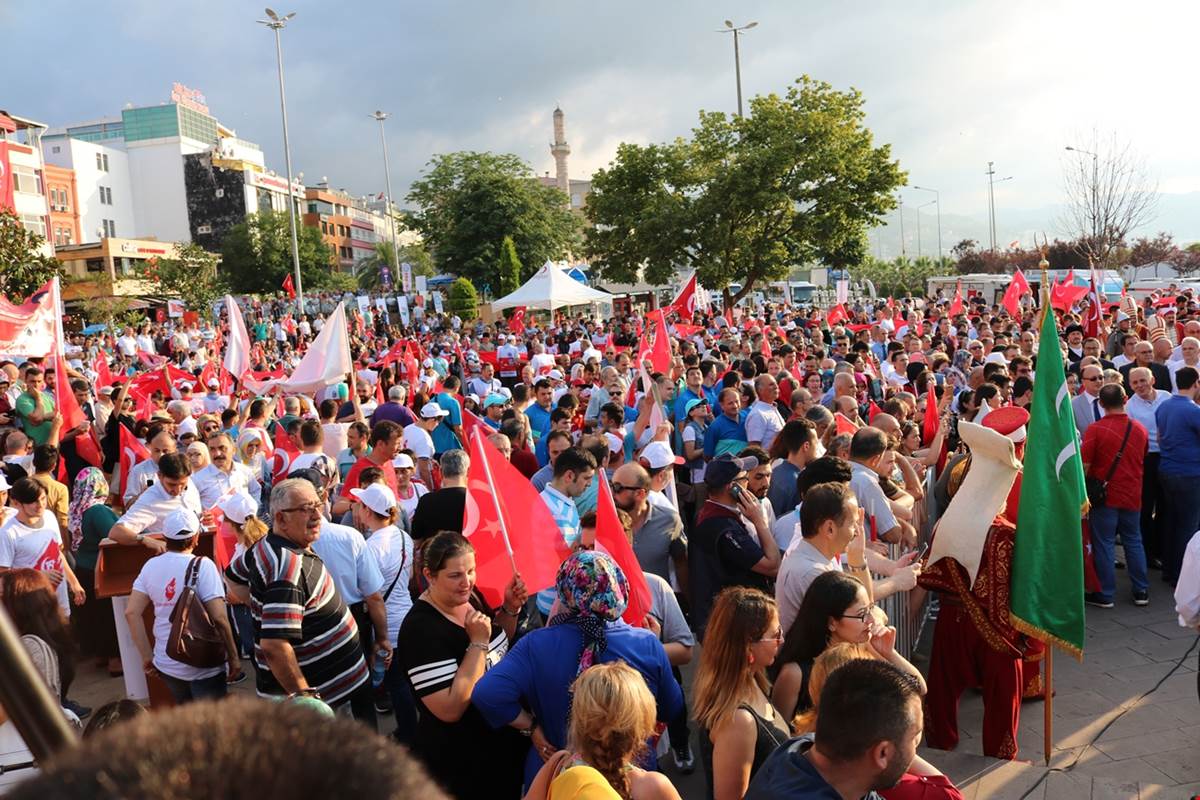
[
  {"x1": 760, "y1": 332, "x2": 772, "y2": 360},
  {"x1": 461, "y1": 407, "x2": 489, "y2": 442},
  {"x1": 118, "y1": 425, "x2": 151, "y2": 500},
  {"x1": 669, "y1": 271, "x2": 699, "y2": 317},
  {"x1": 1050, "y1": 271, "x2": 1089, "y2": 311},
  {"x1": 826, "y1": 304, "x2": 849, "y2": 327},
  {"x1": 868, "y1": 401, "x2": 883, "y2": 423},
  {"x1": 462, "y1": 428, "x2": 568, "y2": 607},
  {"x1": 590, "y1": 475, "x2": 652, "y2": 625},
  {"x1": 282, "y1": 273, "x2": 296, "y2": 299},
  {"x1": 53, "y1": 353, "x2": 102, "y2": 467},
  {"x1": 648, "y1": 309, "x2": 671, "y2": 375},
  {"x1": 947, "y1": 280, "x2": 963, "y2": 317},
  {"x1": 1083, "y1": 269, "x2": 1103, "y2": 339},
  {"x1": 922, "y1": 382, "x2": 939, "y2": 447},
  {"x1": 92, "y1": 350, "x2": 116, "y2": 389},
  {"x1": 508, "y1": 307, "x2": 527, "y2": 334},
  {"x1": 271, "y1": 425, "x2": 298, "y2": 482},
  {"x1": 834, "y1": 412, "x2": 859, "y2": 436}
]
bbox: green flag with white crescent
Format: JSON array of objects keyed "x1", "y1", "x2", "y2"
[{"x1": 1011, "y1": 308, "x2": 1087, "y2": 658}]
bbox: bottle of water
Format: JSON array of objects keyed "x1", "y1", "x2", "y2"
[{"x1": 371, "y1": 646, "x2": 389, "y2": 687}]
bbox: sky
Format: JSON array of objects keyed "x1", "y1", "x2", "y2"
[{"x1": 6, "y1": 0, "x2": 1200, "y2": 256}]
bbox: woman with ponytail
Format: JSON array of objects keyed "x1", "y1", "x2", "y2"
[{"x1": 525, "y1": 661, "x2": 681, "y2": 800}]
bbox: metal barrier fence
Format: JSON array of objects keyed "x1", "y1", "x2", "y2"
[{"x1": 881, "y1": 466, "x2": 940, "y2": 660}]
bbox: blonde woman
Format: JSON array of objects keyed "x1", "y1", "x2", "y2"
[
  {"x1": 692, "y1": 587, "x2": 789, "y2": 800},
  {"x1": 526, "y1": 661, "x2": 681, "y2": 800},
  {"x1": 789, "y1": 643, "x2": 966, "y2": 800},
  {"x1": 216, "y1": 489, "x2": 266, "y2": 664}
]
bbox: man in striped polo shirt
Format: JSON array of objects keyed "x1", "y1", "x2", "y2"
[{"x1": 225, "y1": 477, "x2": 369, "y2": 715}]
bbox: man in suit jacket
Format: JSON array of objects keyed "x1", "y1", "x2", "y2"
[
  {"x1": 1119, "y1": 340, "x2": 1172, "y2": 394},
  {"x1": 1072, "y1": 363, "x2": 1106, "y2": 435},
  {"x1": 1069, "y1": 338, "x2": 1114, "y2": 377},
  {"x1": 1065, "y1": 324, "x2": 1086, "y2": 365}
]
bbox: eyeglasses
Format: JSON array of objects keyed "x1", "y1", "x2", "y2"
[
  {"x1": 837, "y1": 603, "x2": 876, "y2": 623},
  {"x1": 610, "y1": 483, "x2": 645, "y2": 494},
  {"x1": 280, "y1": 502, "x2": 323, "y2": 516},
  {"x1": 756, "y1": 628, "x2": 784, "y2": 643}
]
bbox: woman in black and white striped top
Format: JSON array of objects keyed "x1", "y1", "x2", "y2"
[{"x1": 397, "y1": 531, "x2": 529, "y2": 800}]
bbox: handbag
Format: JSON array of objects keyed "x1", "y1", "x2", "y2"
[
  {"x1": 1085, "y1": 420, "x2": 1132, "y2": 509},
  {"x1": 166, "y1": 557, "x2": 228, "y2": 669}
]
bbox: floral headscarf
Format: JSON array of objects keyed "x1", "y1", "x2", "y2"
[
  {"x1": 548, "y1": 551, "x2": 630, "y2": 676},
  {"x1": 68, "y1": 467, "x2": 109, "y2": 552}
]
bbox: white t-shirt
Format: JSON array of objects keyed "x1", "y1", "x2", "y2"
[
  {"x1": 322, "y1": 422, "x2": 349, "y2": 461},
  {"x1": 0, "y1": 514, "x2": 70, "y2": 614},
  {"x1": 123, "y1": 458, "x2": 160, "y2": 507},
  {"x1": 396, "y1": 482, "x2": 428, "y2": 521},
  {"x1": 681, "y1": 424, "x2": 706, "y2": 483},
  {"x1": 365, "y1": 525, "x2": 413, "y2": 646},
  {"x1": 403, "y1": 423, "x2": 435, "y2": 461},
  {"x1": 133, "y1": 552, "x2": 225, "y2": 681},
  {"x1": 117, "y1": 481, "x2": 204, "y2": 535}
]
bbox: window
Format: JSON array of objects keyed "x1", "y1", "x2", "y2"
[
  {"x1": 321, "y1": 221, "x2": 328, "y2": 233},
  {"x1": 52, "y1": 145, "x2": 61, "y2": 154},
  {"x1": 12, "y1": 166, "x2": 38, "y2": 195},
  {"x1": 102, "y1": 154, "x2": 109, "y2": 172},
  {"x1": 61, "y1": 229, "x2": 71, "y2": 245},
  {"x1": 101, "y1": 219, "x2": 116, "y2": 238},
  {"x1": 20, "y1": 214, "x2": 46, "y2": 239},
  {"x1": 96, "y1": 152, "x2": 103, "y2": 170},
  {"x1": 197, "y1": 224, "x2": 212, "y2": 235},
  {"x1": 86, "y1": 258, "x2": 105, "y2": 273}
]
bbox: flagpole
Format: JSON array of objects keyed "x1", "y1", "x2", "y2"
[
  {"x1": 473, "y1": 429, "x2": 519, "y2": 574},
  {"x1": 1043, "y1": 646, "x2": 1054, "y2": 765}
]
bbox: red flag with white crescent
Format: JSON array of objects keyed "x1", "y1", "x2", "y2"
[{"x1": 118, "y1": 425, "x2": 151, "y2": 500}]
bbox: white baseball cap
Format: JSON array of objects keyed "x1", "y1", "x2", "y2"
[
  {"x1": 349, "y1": 483, "x2": 398, "y2": 516},
  {"x1": 163, "y1": 508, "x2": 202, "y2": 540},
  {"x1": 605, "y1": 432, "x2": 624, "y2": 454},
  {"x1": 639, "y1": 441, "x2": 684, "y2": 470},
  {"x1": 392, "y1": 453, "x2": 415, "y2": 469},
  {"x1": 206, "y1": 378, "x2": 219, "y2": 388},
  {"x1": 216, "y1": 489, "x2": 259, "y2": 525},
  {"x1": 0, "y1": 474, "x2": 10, "y2": 492},
  {"x1": 419, "y1": 402, "x2": 449, "y2": 419}
]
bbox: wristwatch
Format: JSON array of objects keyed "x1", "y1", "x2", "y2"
[
  {"x1": 288, "y1": 688, "x2": 321, "y2": 700},
  {"x1": 518, "y1": 715, "x2": 538, "y2": 737}
]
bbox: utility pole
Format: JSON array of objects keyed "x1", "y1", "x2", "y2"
[
  {"x1": 370, "y1": 111, "x2": 401, "y2": 291},
  {"x1": 898, "y1": 196, "x2": 906, "y2": 258},
  {"x1": 719, "y1": 20, "x2": 758, "y2": 117}
]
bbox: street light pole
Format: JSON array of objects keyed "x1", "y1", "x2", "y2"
[
  {"x1": 898, "y1": 195, "x2": 906, "y2": 258},
  {"x1": 916, "y1": 200, "x2": 937, "y2": 260},
  {"x1": 912, "y1": 185, "x2": 941, "y2": 262},
  {"x1": 371, "y1": 111, "x2": 401, "y2": 292},
  {"x1": 1065, "y1": 145, "x2": 1100, "y2": 256},
  {"x1": 719, "y1": 20, "x2": 758, "y2": 117},
  {"x1": 258, "y1": 8, "x2": 304, "y2": 318},
  {"x1": 986, "y1": 163, "x2": 1013, "y2": 253}
]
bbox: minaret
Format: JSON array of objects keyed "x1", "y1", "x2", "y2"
[{"x1": 550, "y1": 106, "x2": 570, "y2": 197}]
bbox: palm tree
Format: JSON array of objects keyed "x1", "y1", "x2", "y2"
[{"x1": 355, "y1": 242, "x2": 396, "y2": 293}]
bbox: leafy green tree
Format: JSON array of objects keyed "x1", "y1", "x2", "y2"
[
  {"x1": 354, "y1": 240, "x2": 434, "y2": 292},
  {"x1": 141, "y1": 242, "x2": 223, "y2": 313},
  {"x1": 0, "y1": 208, "x2": 64, "y2": 300},
  {"x1": 584, "y1": 77, "x2": 905, "y2": 305},
  {"x1": 496, "y1": 235, "x2": 522, "y2": 297},
  {"x1": 405, "y1": 152, "x2": 581, "y2": 292},
  {"x1": 854, "y1": 256, "x2": 944, "y2": 298},
  {"x1": 447, "y1": 277, "x2": 479, "y2": 320},
  {"x1": 219, "y1": 211, "x2": 336, "y2": 294}
]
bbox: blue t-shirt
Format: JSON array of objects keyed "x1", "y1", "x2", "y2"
[
  {"x1": 704, "y1": 410, "x2": 749, "y2": 458},
  {"x1": 1155, "y1": 395, "x2": 1200, "y2": 477},
  {"x1": 430, "y1": 392, "x2": 463, "y2": 454},
  {"x1": 746, "y1": 735, "x2": 885, "y2": 800},
  {"x1": 472, "y1": 620, "x2": 684, "y2": 789},
  {"x1": 525, "y1": 402, "x2": 553, "y2": 444}
]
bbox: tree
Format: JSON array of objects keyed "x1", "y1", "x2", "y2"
[
  {"x1": 446, "y1": 277, "x2": 478, "y2": 320},
  {"x1": 496, "y1": 235, "x2": 522, "y2": 298},
  {"x1": 77, "y1": 289, "x2": 143, "y2": 330},
  {"x1": 0, "y1": 208, "x2": 64, "y2": 300},
  {"x1": 141, "y1": 242, "x2": 222, "y2": 313},
  {"x1": 219, "y1": 211, "x2": 336, "y2": 295},
  {"x1": 1060, "y1": 131, "x2": 1158, "y2": 268},
  {"x1": 404, "y1": 152, "x2": 582, "y2": 292},
  {"x1": 1126, "y1": 232, "x2": 1177, "y2": 268},
  {"x1": 354, "y1": 240, "x2": 434, "y2": 293},
  {"x1": 584, "y1": 77, "x2": 905, "y2": 305},
  {"x1": 855, "y1": 256, "x2": 942, "y2": 298}
]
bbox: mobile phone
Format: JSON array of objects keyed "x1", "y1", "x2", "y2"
[
  {"x1": 913, "y1": 542, "x2": 930, "y2": 562},
  {"x1": 729, "y1": 483, "x2": 745, "y2": 502},
  {"x1": 146, "y1": 478, "x2": 155, "y2": 487}
]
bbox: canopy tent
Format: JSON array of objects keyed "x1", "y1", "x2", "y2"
[{"x1": 491, "y1": 260, "x2": 612, "y2": 311}]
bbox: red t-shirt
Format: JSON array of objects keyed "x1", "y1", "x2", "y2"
[
  {"x1": 339, "y1": 456, "x2": 398, "y2": 498},
  {"x1": 1080, "y1": 412, "x2": 1148, "y2": 511}
]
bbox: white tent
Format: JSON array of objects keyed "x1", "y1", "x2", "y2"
[{"x1": 491, "y1": 260, "x2": 613, "y2": 311}]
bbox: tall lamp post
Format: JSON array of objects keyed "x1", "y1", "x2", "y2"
[
  {"x1": 258, "y1": 8, "x2": 304, "y2": 317},
  {"x1": 718, "y1": 20, "x2": 758, "y2": 117},
  {"x1": 916, "y1": 200, "x2": 937, "y2": 259},
  {"x1": 371, "y1": 111, "x2": 402, "y2": 292},
  {"x1": 986, "y1": 162, "x2": 1013, "y2": 252},
  {"x1": 897, "y1": 195, "x2": 906, "y2": 258},
  {"x1": 911, "y1": 185, "x2": 942, "y2": 262},
  {"x1": 1065, "y1": 145, "x2": 1099, "y2": 254}
]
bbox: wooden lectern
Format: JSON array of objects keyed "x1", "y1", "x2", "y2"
[{"x1": 94, "y1": 532, "x2": 215, "y2": 708}]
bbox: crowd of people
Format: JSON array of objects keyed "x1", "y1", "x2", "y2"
[{"x1": 1, "y1": 282, "x2": 1199, "y2": 800}]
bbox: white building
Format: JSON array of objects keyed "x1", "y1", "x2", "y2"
[
  {"x1": 41, "y1": 134, "x2": 135, "y2": 242},
  {"x1": 0, "y1": 110, "x2": 54, "y2": 257}
]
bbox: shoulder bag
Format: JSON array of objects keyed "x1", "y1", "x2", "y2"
[{"x1": 166, "y1": 557, "x2": 228, "y2": 668}]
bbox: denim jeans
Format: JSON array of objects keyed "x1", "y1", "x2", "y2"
[
  {"x1": 383, "y1": 657, "x2": 418, "y2": 745},
  {"x1": 1089, "y1": 505, "x2": 1149, "y2": 601},
  {"x1": 160, "y1": 670, "x2": 228, "y2": 704},
  {"x1": 1158, "y1": 473, "x2": 1200, "y2": 584}
]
